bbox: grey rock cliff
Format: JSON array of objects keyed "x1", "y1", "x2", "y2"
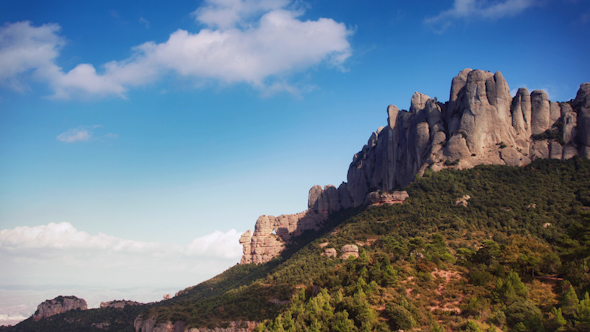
[
  {"x1": 239, "y1": 69, "x2": 590, "y2": 265},
  {"x1": 32, "y1": 296, "x2": 87, "y2": 321}
]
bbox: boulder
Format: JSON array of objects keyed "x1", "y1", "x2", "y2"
[{"x1": 322, "y1": 248, "x2": 337, "y2": 258}]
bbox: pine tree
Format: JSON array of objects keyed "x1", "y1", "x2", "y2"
[
  {"x1": 575, "y1": 292, "x2": 590, "y2": 328},
  {"x1": 551, "y1": 307, "x2": 567, "y2": 330},
  {"x1": 562, "y1": 286, "x2": 579, "y2": 316}
]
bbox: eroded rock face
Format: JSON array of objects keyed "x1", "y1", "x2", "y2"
[
  {"x1": 134, "y1": 317, "x2": 187, "y2": 332},
  {"x1": 341, "y1": 245, "x2": 359, "y2": 259},
  {"x1": 322, "y1": 248, "x2": 337, "y2": 258},
  {"x1": 239, "y1": 69, "x2": 590, "y2": 265},
  {"x1": 240, "y1": 209, "x2": 326, "y2": 264},
  {"x1": 100, "y1": 300, "x2": 142, "y2": 309},
  {"x1": 340, "y1": 70, "x2": 589, "y2": 203},
  {"x1": 33, "y1": 296, "x2": 87, "y2": 321},
  {"x1": 365, "y1": 191, "x2": 409, "y2": 206}
]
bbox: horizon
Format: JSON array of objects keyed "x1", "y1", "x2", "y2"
[{"x1": 1, "y1": 0, "x2": 589, "y2": 326}]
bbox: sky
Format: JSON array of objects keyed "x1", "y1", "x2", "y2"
[{"x1": 1, "y1": 0, "x2": 589, "y2": 326}]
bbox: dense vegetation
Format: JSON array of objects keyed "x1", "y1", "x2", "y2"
[
  {"x1": 6, "y1": 158, "x2": 590, "y2": 331},
  {"x1": 3, "y1": 304, "x2": 152, "y2": 332}
]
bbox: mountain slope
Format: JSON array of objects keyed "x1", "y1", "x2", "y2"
[{"x1": 138, "y1": 158, "x2": 590, "y2": 331}]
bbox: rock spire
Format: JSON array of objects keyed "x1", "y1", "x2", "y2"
[{"x1": 239, "y1": 69, "x2": 590, "y2": 264}]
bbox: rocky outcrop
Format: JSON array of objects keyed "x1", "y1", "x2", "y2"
[
  {"x1": 134, "y1": 317, "x2": 187, "y2": 332},
  {"x1": 338, "y1": 69, "x2": 590, "y2": 202},
  {"x1": 239, "y1": 69, "x2": 590, "y2": 265},
  {"x1": 341, "y1": 245, "x2": 359, "y2": 259},
  {"x1": 134, "y1": 318, "x2": 257, "y2": 332},
  {"x1": 32, "y1": 296, "x2": 87, "y2": 321},
  {"x1": 322, "y1": 248, "x2": 337, "y2": 258},
  {"x1": 100, "y1": 300, "x2": 143, "y2": 309},
  {"x1": 365, "y1": 191, "x2": 409, "y2": 207},
  {"x1": 455, "y1": 195, "x2": 471, "y2": 207}
]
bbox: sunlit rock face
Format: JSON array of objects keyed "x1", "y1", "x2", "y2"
[
  {"x1": 239, "y1": 69, "x2": 590, "y2": 265},
  {"x1": 32, "y1": 296, "x2": 87, "y2": 321}
]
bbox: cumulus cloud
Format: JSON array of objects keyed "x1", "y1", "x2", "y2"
[
  {"x1": 0, "y1": 21, "x2": 64, "y2": 91},
  {"x1": 194, "y1": 0, "x2": 291, "y2": 29},
  {"x1": 0, "y1": 222, "x2": 244, "y2": 289},
  {"x1": 0, "y1": 222, "x2": 242, "y2": 258},
  {"x1": 0, "y1": 0, "x2": 352, "y2": 98},
  {"x1": 425, "y1": 0, "x2": 537, "y2": 32}
]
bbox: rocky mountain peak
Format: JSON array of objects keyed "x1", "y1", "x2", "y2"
[{"x1": 239, "y1": 69, "x2": 590, "y2": 265}]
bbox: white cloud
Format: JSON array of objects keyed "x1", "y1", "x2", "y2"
[
  {"x1": 56, "y1": 125, "x2": 117, "y2": 143},
  {"x1": 0, "y1": 313, "x2": 28, "y2": 327},
  {"x1": 56, "y1": 127, "x2": 92, "y2": 143},
  {"x1": 0, "y1": 0, "x2": 352, "y2": 98},
  {"x1": 0, "y1": 21, "x2": 64, "y2": 91},
  {"x1": 425, "y1": 0, "x2": 537, "y2": 32},
  {"x1": 0, "y1": 222, "x2": 242, "y2": 258},
  {"x1": 0, "y1": 222, "x2": 244, "y2": 290},
  {"x1": 194, "y1": 0, "x2": 291, "y2": 29}
]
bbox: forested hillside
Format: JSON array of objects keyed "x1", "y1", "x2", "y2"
[
  {"x1": 6, "y1": 158, "x2": 590, "y2": 331},
  {"x1": 142, "y1": 157, "x2": 590, "y2": 331}
]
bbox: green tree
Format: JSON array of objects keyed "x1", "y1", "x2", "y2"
[
  {"x1": 331, "y1": 310, "x2": 356, "y2": 332},
  {"x1": 562, "y1": 286, "x2": 579, "y2": 316},
  {"x1": 385, "y1": 304, "x2": 413, "y2": 331},
  {"x1": 575, "y1": 292, "x2": 590, "y2": 328},
  {"x1": 550, "y1": 307, "x2": 567, "y2": 331},
  {"x1": 505, "y1": 300, "x2": 543, "y2": 331},
  {"x1": 494, "y1": 272, "x2": 527, "y2": 303}
]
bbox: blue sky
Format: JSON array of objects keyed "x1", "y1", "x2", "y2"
[{"x1": 0, "y1": 0, "x2": 589, "y2": 325}]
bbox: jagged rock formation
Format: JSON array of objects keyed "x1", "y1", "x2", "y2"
[
  {"x1": 240, "y1": 69, "x2": 590, "y2": 265},
  {"x1": 32, "y1": 296, "x2": 87, "y2": 321},
  {"x1": 100, "y1": 300, "x2": 143, "y2": 309}
]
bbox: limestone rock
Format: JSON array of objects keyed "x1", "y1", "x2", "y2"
[
  {"x1": 365, "y1": 191, "x2": 409, "y2": 206},
  {"x1": 33, "y1": 296, "x2": 87, "y2": 321},
  {"x1": 238, "y1": 69, "x2": 589, "y2": 266},
  {"x1": 576, "y1": 83, "x2": 590, "y2": 148},
  {"x1": 455, "y1": 195, "x2": 471, "y2": 207},
  {"x1": 308, "y1": 185, "x2": 323, "y2": 209},
  {"x1": 562, "y1": 103, "x2": 577, "y2": 143},
  {"x1": 410, "y1": 92, "x2": 431, "y2": 113},
  {"x1": 134, "y1": 317, "x2": 187, "y2": 332},
  {"x1": 135, "y1": 318, "x2": 259, "y2": 332},
  {"x1": 341, "y1": 245, "x2": 359, "y2": 259},
  {"x1": 550, "y1": 141, "x2": 563, "y2": 159},
  {"x1": 511, "y1": 88, "x2": 531, "y2": 136},
  {"x1": 322, "y1": 248, "x2": 337, "y2": 258},
  {"x1": 100, "y1": 300, "x2": 142, "y2": 309},
  {"x1": 531, "y1": 90, "x2": 551, "y2": 135}
]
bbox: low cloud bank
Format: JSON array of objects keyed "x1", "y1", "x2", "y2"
[{"x1": 0, "y1": 222, "x2": 244, "y2": 289}]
